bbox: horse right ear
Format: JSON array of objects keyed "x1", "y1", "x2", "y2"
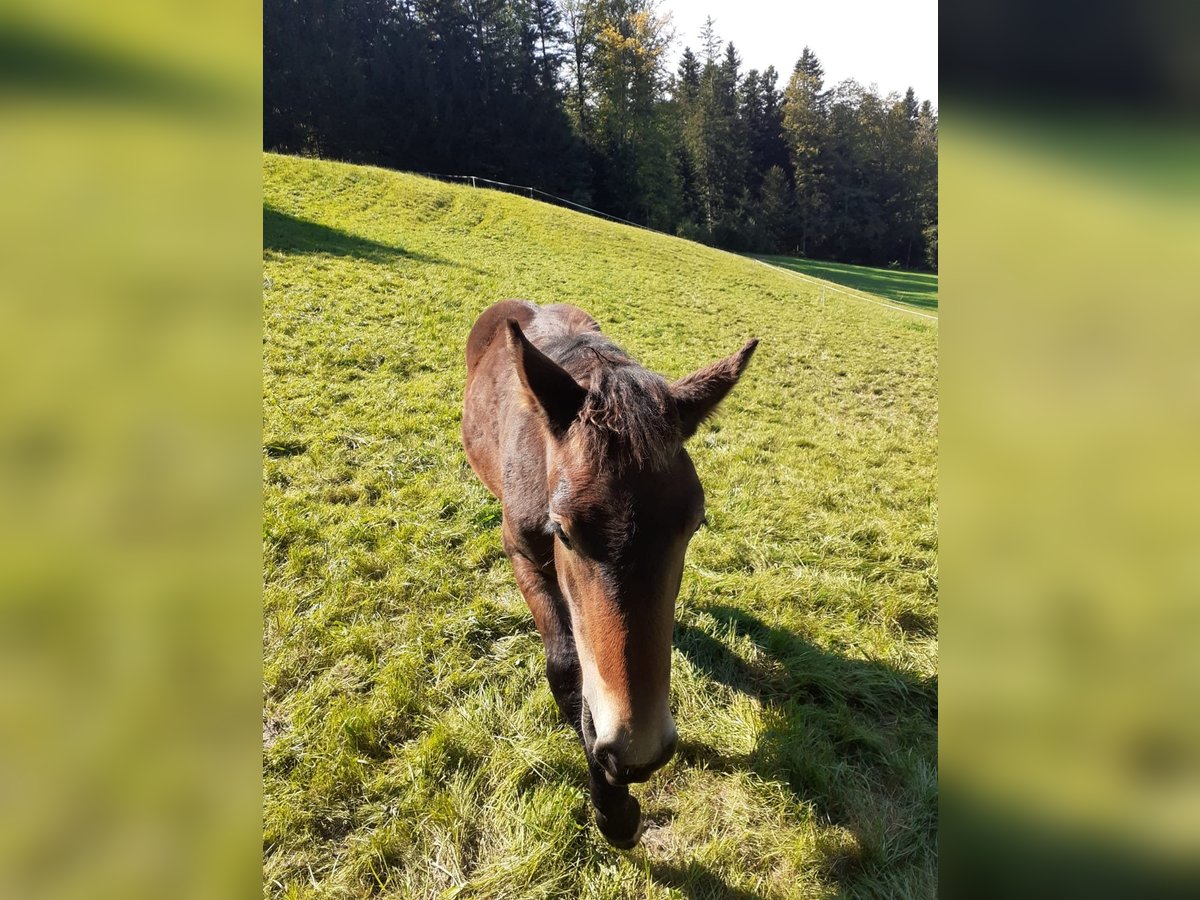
[
  {"x1": 671, "y1": 338, "x2": 759, "y2": 439},
  {"x1": 505, "y1": 319, "x2": 586, "y2": 437}
]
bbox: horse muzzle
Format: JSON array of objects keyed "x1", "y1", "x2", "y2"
[{"x1": 593, "y1": 729, "x2": 678, "y2": 785}]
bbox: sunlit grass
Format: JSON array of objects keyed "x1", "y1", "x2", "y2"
[{"x1": 263, "y1": 153, "x2": 937, "y2": 898}]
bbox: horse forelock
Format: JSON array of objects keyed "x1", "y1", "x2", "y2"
[
  {"x1": 537, "y1": 330, "x2": 680, "y2": 473},
  {"x1": 573, "y1": 364, "x2": 680, "y2": 473}
]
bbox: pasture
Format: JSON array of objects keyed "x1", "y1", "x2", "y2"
[
  {"x1": 753, "y1": 256, "x2": 939, "y2": 315},
  {"x1": 263, "y1": 153, "x2": 938, "y2": 899}
]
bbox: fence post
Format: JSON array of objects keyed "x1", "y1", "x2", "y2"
[{"x1": 471, "y1": 176, "x2": 476, "y2": 189}]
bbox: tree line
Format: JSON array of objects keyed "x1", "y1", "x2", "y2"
[{"x1": 265, "y1": 0, "x2": 938, "y2": 269}]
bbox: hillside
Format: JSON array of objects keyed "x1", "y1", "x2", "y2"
[{"x1": 262, "y1": 153, "x2": 938, "y2": 899}]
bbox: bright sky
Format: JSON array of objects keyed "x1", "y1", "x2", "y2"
[{"x1": 658, "y1": 0, "x2": 938, "y2": 108}]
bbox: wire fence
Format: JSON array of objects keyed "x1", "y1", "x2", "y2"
[
  {"x1": 411, "y1": 170, "x2": 938, "y2": 323},
  {"x1": 412, "y1": 172, "x2": 657, "y2": 233}
]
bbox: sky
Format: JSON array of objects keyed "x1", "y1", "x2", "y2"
[{"x1": 657, "y1": 0, "x2": 938, "y2": 107}]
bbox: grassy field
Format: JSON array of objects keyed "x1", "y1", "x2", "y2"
[
  {"x1": 263, "y1": 153, "x2": 938, "y2": 899},
  {"x1": 753, "y1": 256, "x2": 938, "y2": 315}
]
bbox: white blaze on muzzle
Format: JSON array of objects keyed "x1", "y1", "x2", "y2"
[{"x1": 575, "y1": 628, "x2": 675, "y2": 771}]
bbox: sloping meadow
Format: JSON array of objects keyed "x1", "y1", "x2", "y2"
[{"x1": 263, "y1": 154, "x2": 937, "y2": 898}]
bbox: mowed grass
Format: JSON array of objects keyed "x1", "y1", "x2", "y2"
[
  {"x1": 263, "y1": 153, "x2": 938, "y2": 899},
  {"x1": 754, "y1": 256, "x2": 938, "y2": 314}
]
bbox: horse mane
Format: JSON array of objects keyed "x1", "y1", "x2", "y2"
[{"x1": 542, "y1": 331, "x2": 680, "y2": 472}]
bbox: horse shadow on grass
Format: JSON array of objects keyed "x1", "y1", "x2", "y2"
[
  {"x1": 663, "y1": 605, "x2": 938, "y2": 897},
  {"x1": 646, "y1": 860, "x2": 763, "y2": 900},
  {"x1": 263, "y1": 206, "x2": 464, "y2": 267}
]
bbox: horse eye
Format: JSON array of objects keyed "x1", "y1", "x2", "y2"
[{"x1": 551, "y1": 521, "x2": 572, "y2": 548}]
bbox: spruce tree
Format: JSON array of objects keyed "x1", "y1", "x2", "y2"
[
  {"x1": 759, "y1": 165, "x2": 793, "y2": 252},
  {"x1": 678, "y1": 47, "x2": 701, "y2": 102},
  {"x1": 699, "y1": 16, "x2": 721, "y2": 65},
  {"x1": 739, "y1": 69, "x2": 764, "y2": 194},
  {"x1": 783, "y1": 46, "x2": 827, "y2": 256}
]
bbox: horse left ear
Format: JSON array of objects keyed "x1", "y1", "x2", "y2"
[
  {"x1": 671, "y1": 338, "x2": 759, "y2": 439},
  {"x1": 505, "y1": 319, "x2": 587, "y2": 437}
]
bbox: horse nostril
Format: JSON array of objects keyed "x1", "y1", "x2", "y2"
[{"x1": 593, "y1": 742, "x2": 621, "y2": 777}]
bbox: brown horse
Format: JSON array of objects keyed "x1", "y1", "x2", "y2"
[{"x1": 461, "y1": 300, "x2": 757, "y2": 848}]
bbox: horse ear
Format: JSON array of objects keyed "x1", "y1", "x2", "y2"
[
  {"x1": 671, "y1": 338, "x2": 759, "y2": 439},
  {"x1": 505, "y1": 319, "x2": 586, "y2": 436}
]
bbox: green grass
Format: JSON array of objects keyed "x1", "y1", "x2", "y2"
[
  {"x1": 263, "y1": 153, "x2": 938, "y2": 899},
  {"x1": 753, "y1": 256, "x2": 938, "y2": 315}
]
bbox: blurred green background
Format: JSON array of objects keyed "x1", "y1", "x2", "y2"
[
  {"x1": 941, "y1": 107, "x2": 1200, "y2": 896},
  {"x1": 0, "y1": 3, "x2": 260, "y2": 899}
]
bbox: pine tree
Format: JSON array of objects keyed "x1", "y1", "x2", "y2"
[
  {"x1": 742, "y1": 66, "x2": 790, "y2": 199},
  {"x1": 759, "y1": 165, "x2": 792, "y2": 252},
  {"x1": 758, "y1": 66, "x2": 790, "y2": 174},
  {"x1": 903, "y1": 86, "x2": 920, "y2": 123},
  {"x1": 721, "y1": 41, "x2": 742, "y2": 95},
  {"x1": 739, "y1": 69, "x2": 764, "y2": 194},
  {"x1": 699, "y1": 16, "x2": 721, "y2": 65},
  {"x1": 915, "y1": 100, "x2": 938, "y2": 269},
  {"x1": 678, "y1": 31, "x2": 745, "y2": 234},
  {"x1": 677, "y1": 46, "x2": 701, "y2": 102},
  {"x1": 588, "y1": 0, "x2": 678, "y2": 226},
  {"x1": 782, "y1": 46, "x2": 827, "y2": 256},
  {"x1": 527, "y1": 0, "x2": 567, "y2": 92},
  {"x1": 562, "y1": 0, "x2": 597, "y2": 135},
  {"x1": 880, "y1": 88, "x2": 924, "y2": 266},
  {"x1": 717, "y1": 42, "x2": 748, "y2": 220}
]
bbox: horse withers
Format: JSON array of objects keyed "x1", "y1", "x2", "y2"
[{"x1": 461, "y1": 300, "x2": 757, "y2": 848}]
